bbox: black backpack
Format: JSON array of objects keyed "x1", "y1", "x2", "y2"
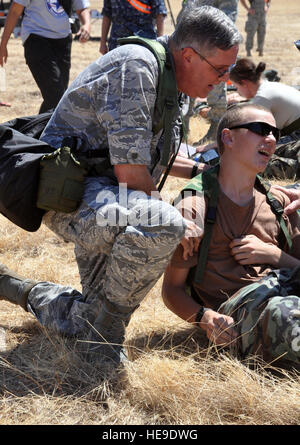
[{"x1": 0, "y1": 113, "x2": 53, "y2": 232}]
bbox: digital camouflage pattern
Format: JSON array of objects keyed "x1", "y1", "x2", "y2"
[
  {"x1": 219, "y1": 267, "x2": 300, "y2": 368},
  {"x1": 245, "y1": 0, "x2": 267, "y2": 55},
  {"x1": 27, "y1": 39, "x2": 186, "y2": 343},
  {"x1": 196, "y1": 0, "x2": 238, "y2": 22},
  {"x1": 41, "y1": 40, "x2": 176, "y2": 185},
  {"x1": 101, "y1": 0, "x2": 167, "y2": 51},
  {"x1": 263, "y1": 133, "x2": 300, "y2": 180},
  {"x1": 27, "y1": 178, "x2": 186, "y2": 336}
]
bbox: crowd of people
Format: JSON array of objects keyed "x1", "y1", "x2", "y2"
[{"x1": 0, "y1": 1, "x2": 299, "y2": 373}]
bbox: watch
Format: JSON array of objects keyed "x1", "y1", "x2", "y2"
[
  {"x1": 191, "y1": 161, "x2": 200, "y2": 178},
  {"x1": 195, "y1": 306, "x2": 205, "y2": 325}
]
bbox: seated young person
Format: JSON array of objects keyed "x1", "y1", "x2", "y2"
[{"x1": 162, "y1": 103, "x2": 300, "y2": 368}]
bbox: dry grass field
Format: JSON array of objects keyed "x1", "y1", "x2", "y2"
[{"x1": 0, "y1": 0, "x2": 299, "y2": 429}]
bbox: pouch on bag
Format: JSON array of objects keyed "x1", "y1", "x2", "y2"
[{"x1": 37, "y1": 146, "x2": 87, "y2": 213}]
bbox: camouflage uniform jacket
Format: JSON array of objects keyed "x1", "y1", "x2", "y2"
[
  {"x1": 181, "y1": 0, "x2": 238, "y2": 23},
  {"x1": 101, "y1": 0, "x2": 167, "y2": 50},
  {"x1": 41, "y1": 36, "x2": 180, "y2": 186}
]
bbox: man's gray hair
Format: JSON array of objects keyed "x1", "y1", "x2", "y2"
[{"x1": 171, "y1": 4, "x2": 242, "y2": 55}]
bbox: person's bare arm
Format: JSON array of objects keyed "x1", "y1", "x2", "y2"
[
  {"x1": 272, "y1": 186, "x2": 300, "y2": 214},
  {"x1": 170, "y1": 154, "x2": 209, "y2": 179},
  {"x1": 155, "y1": 14, "x2": 165, "y2": 37},
  {"x1": 162, "y1": 264, "x2": 237, "y2": 345},
  {"x1": 114, "y1": 164, "x2": 160, "y2": 197},
  {"x1": 76, "y1": 8, "x2": 91, "y2": 43},
  {"x1": 99, "y1": 15, "x2": 111, "y2": 54},
  {"x1": 240, "y1": 0, "x2": 255, "y2": 14},
  {"x1": 0, "y1": 1, "x2": 24, "y2": 66}
]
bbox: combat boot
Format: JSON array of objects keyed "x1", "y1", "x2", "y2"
[
  {"x1": 81, "y1": 296, "x2": 139, "y2": 368},
  {"x1": 0, "y1": 264, "x2": 37, "y2": 311}
]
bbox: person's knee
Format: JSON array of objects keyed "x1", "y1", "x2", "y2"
[
  {"x1": 148, "y1": 199, "x2": 186, "y2": 242},
  {"x1": 263, "y1": 296, "x2": 300, "y2": 362}
]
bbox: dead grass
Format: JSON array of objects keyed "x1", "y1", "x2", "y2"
[{"x1": 0, "y1": 0, "x2": 299, "y2": 427}]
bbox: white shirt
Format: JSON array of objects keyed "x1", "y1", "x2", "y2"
[
  {"x1": 251, "y1": 80, "x2": 300, "y2": 129},
  {"x1": 15, "y1": 0, "x2": 89, "y2": 43}
]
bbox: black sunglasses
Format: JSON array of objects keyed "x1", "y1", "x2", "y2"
[{"x1": 228, "y1": 121, "x2": 281, "y2": 142}]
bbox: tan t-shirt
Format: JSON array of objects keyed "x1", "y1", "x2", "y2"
[{"x1": 171, "y1": 186, "x2": 300, "y2": 311}]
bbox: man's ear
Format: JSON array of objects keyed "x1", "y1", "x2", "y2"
[
  {"x1": 221, "y1": 128, "x2": 233, "y2": 147},
  {"x1": 181, "y1": 47, "x2": 195, "y2": 64}
]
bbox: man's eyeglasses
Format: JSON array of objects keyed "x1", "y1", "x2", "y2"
[
  {"x1": 228, "y1": 121, "x2": 281, "y2": 142},
  {"x1": 186, "y1": 47, "x2": 235, "y2": 78}
]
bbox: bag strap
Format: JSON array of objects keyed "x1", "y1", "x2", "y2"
[
  {"x1": 181, "y1": 164, "x2": 220, "y2": 285},
  {"x1": 181, "y1": 167, "x2": 293, "y2": 287},
  {"x1": 58, "y1": 0, "x2": 72, "y2": 17},
  {"x1": 193, "y1": 166, "x2": 220, "y2": 284},
  {"x1": 255, "y1": 175, "x2": 293, "y2": 252},
  {"x1": 117, "y1": 36, "x2": 179, "y2": 169}
]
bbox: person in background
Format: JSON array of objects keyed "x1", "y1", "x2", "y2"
[
  {"x1": 0, "y1": 0, "x2": 90, "y2": 114},
  {"x1": 229, "y1": 57, "x2": 300, "y2": 179},
  {"x1": 99, "y1": 0, "x2": 167, "y2": 54},
  {"x1": 240, "y1": 0, "x2": 271, "y2": 57}
]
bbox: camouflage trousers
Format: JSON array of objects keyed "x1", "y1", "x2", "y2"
[
  {"x1": 219, "y1": 268, "x2": 300, "y2": 368},
  {"x1": 27, "y1": 177, "x2": 186, "y2": 336},
  {"x1": 245, "y1": 13, "x2": 266, "y2": 53},
  {"x1": 206, "y1": 82, "x2": 227, "y2": 124},
  {"x1": 196, "y1": 0, "x2": 238, "y2": 23}
]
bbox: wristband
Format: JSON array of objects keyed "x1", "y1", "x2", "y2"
[
  {"x1": 191, "y1": 161, "x2": 199, "y2": 178},
  {"x1": 195, "y1": 306, "x2": 205, "y2": 325}
]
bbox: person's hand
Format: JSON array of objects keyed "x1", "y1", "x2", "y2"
[
  {"x1": 77, "y1": 24, "x2": 90, "y2": 43},
  {"x1": 199, "y1": 309, "x2": 237, "y2": 345},
  {"x1": 248, "y1": 7, "x2": 256, "y2": 15},
  {"x1": 227, "y1": 92, "x2": 246, "y2": 105},
  {"x1": 230, "y1": 234, "x2": 276, "y2": 265},
  {"x1": 199, "y1": 106, "x2": 210, "y2": 118},
  {"x1": 195, "y1": 142, "x2": 217, "y2": 154},
  {"x1": 272, "y1": 185, "x2": 300, "y2": 214},
  {"x1": 99, "y1": 40, "x2": 109, "y2": 55},
  {"x1": 180, "y1": 219, "x2": 202, "y2": 260}
]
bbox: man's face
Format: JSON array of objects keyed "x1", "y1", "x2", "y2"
[
  {"x1": 178, "y1": 44, "x2": 239, "y2": 98},
  {"x1": 227, "y1": 108, "x2": 277, "y2": 174}
]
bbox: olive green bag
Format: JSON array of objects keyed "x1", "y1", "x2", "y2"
[{"x1": 36, "y1": 146, "x2": 87, "y2": 213}]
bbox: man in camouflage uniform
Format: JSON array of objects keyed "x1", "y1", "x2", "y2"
[
  {"x1": 241, "y1": 0, "x2": 271, "y2": 57},
  {"x1": 163, "y1": 103, "x2": 300, "y2": 369},
  {"x1": 99, "y1": 0, "x2": 167, "y2": 54},
  {"x1": 0, "y1": 6, "x2": 241, "y2": 368}
]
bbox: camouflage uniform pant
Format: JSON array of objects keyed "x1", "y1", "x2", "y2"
[
  {"x1": 263, "y1": 131, "x2": 300, "y2": 180},
  {"x1": 245, "y1": 12, "x2": 266, "y2": 53},
  {"x1": 27, "y1": 177, "x2": 186, "y2": 336},
  {"x1": 206, "y1": 82, "x2": 228, "y2": 126},
  {"x1": 219, "y1": 268, "x2": 300, "y2": 368}
]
